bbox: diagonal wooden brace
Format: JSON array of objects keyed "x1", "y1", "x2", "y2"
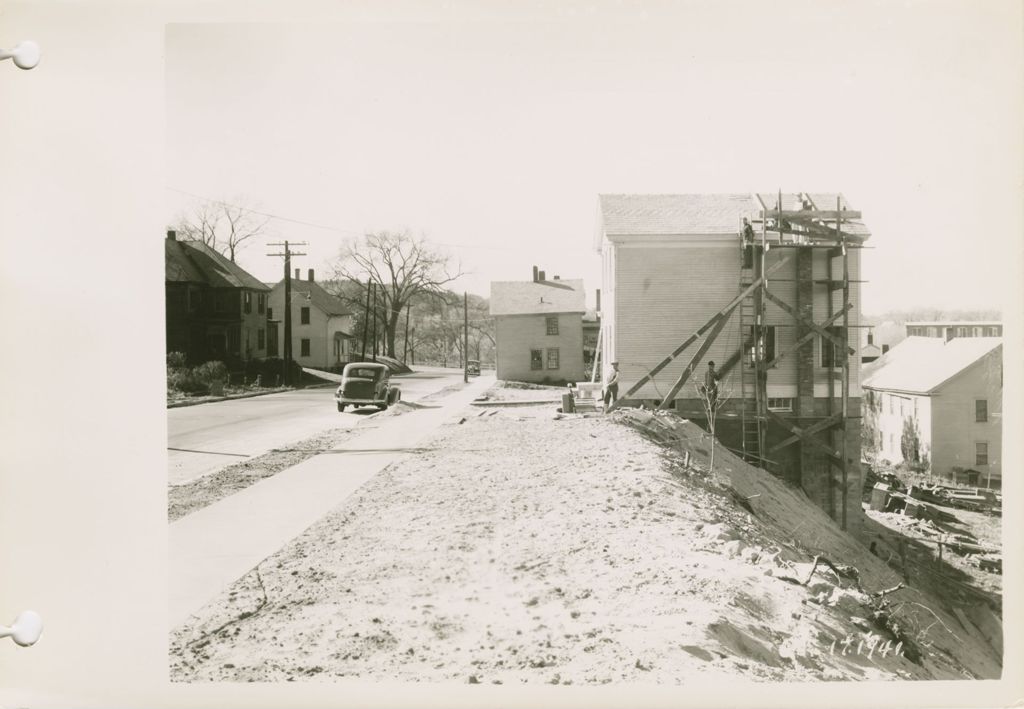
[
  {"x1": 766, "y1": 410, "x2": 843, "y2": 466},
  {"x1": 606, "y1": 255, "x2": 793, "y2": 411},
  {"x1": 657, "y1": 309, "x2": 733, "y2": 409},
  {"x1": 763, "y1": 291, "x2": 855, "y2": 355},
  {"x1": 764, "y1": 304, "x2": 852, "y2": 369},
  {"x1": 768, "y1": 412, "x2": 844, "y2": 454}
]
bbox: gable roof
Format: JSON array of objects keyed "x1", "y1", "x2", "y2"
[
  {"x1": 165, "y1": 238, "x2": 269, "y2": 291},
  {"x1": 598, "y1": 193, "x2": 870, "y2": 238},
  {"x1": 490, "y1": 279, "x2": 586, "y2": 316},
  {"x1": 862, "y1": 336, "x2": 1002, "y2": 394},
  {"x1": 269, "y1": 278, "x2": 351, "y2": 317}
]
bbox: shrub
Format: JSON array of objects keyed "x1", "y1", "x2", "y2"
[
  {"x1": 166, "y1": 351, "x2": 187, "y2": 370},
  {"x1": 167, "y1": 368, "x2": 208, "y2": 394},
  {"x1": 193, "y1": 361, "x2": 229, "y2": 385}
]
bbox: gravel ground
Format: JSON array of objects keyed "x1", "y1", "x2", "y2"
[{"x1": 169, "y1": 399, "x2": 1002, "y2": 683}]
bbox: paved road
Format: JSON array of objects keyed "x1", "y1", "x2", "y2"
[
  {"x1": 167, "y1": 367, "x2": 466, "y2": 485},
  {"x1": 170, "y1": 373, "x2": 495, "y2": 627}
]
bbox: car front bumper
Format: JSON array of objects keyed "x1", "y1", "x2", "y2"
[{"x1": 335, "y1": 396, "x2": 385, "y2": 406}]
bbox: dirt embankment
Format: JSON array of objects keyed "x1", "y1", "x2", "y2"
[{"x1": 170, "y1": 400, "x2": 1001, "y2": 683}]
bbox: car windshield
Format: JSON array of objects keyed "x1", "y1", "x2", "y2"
[{"x1": 346, "y1": 367, "x2": 381, "y2": 380}]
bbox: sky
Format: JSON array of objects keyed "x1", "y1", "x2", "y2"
[{"x1": 164, "y1": 3, "x2": 1023, "y2": 315}]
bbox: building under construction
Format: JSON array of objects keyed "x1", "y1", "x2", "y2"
[{"x1": 595, "y1": 193, "x2": 868, "y2": 535}]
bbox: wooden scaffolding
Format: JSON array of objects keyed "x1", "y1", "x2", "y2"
[{"x1": 608, "y1": 191, "x2": 866, "y2": 531}]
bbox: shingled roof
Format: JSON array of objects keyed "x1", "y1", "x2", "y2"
[
  {"x1": 270, "y1": 278, "x2": 351, "y2": 317},
  {"x1": 490, "y1": 279, "x2": 586, "y2": 316},
  {"x1": 862, "y1": 336, "x2": 1002, "y2": 394},
  {"x1": 598, "y1": 193, "x2": 870, "y2": 238},
  {"x1": 165, "y1": 238, "x2": 269, "y2": 291}
]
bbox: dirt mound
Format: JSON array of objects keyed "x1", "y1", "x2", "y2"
[
  {"x1": 615, "y1": 408, "x2": 1002, "y2": 679},
  {"x1": 169, "y1": 402, "x2": 1002, "y2": 684}
]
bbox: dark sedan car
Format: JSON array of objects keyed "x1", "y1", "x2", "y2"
[{"x1": 335, "y1": 362, "x2": 401, "y2": 412}]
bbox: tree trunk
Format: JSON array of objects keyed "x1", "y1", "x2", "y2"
[{"x1": 386, "y1": 306, "x2": 402, "y2": 358}]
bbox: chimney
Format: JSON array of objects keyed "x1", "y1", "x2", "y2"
[
  {"x1": 596, "y1": 288, "x2": 601, "y2": 312},
  {"x1": 308, "y1": 269, "x2": 315, "y2": 282},
  {"x1": 882, "y1": 344, "x2": 890, "y2": 354},
  {"x1": 539, "y1": 270, "x2": 546, "y2": 281},
  {"x1": 867, "y1": 331, "x2": 874, "y2": 345},
  {"x1": 294, "y1": 268, "x2": 300, "y2": 280},
  {"x1": 532, "y1": 265, "x2": 539, "y2": 282},
  {"x1": 166, "y1": 229, "x2": 176, "y2": 241}
]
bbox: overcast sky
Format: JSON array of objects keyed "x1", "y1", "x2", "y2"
[{"x1": 165, "y1": 4, "x2": 1022, "y2": 315}]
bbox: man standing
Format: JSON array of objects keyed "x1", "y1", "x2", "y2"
[
  {"x1": 603, "y1": 361, "x2": 620, "y2": 409},
  {"x1": 703, "y1": 360, "x2": 719, "y2": 405}
]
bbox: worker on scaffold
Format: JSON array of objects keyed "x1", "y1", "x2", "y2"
[{"x1": 742, "y1": 217, "x2": 755, "y2": 268}]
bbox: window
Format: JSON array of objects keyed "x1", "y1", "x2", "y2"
[
  {"x1": 530, "y1": 349, "x2": 543, "y2": 370},
  {"x1": 767, "y1": 397, "x2": 793, "y2": 412},
  {"x1": 300, "y1": 307, "x2": 311, "y2": 325},
  {"x1": 267, "y1": 307, "x2": 274, "y2": 320},
  {"x1": 976, "y1": 399, "x2": 988, "y2": 422},
  {"x1": 227, "y1": 325, "x2": 240, "y2": 354},
  {"x1": 744, "y1": 325, "x2": 776, "y2": 366},
  {"x1": 257, "y1": 328, "x2": 265, "y2": 350},
  {"x1": 300, "y1": 338, "x2": 311, "y2": 357},
  {"x1": 258, "y1": 293, "x2": 266, "y2": 314},
  {"x1": 976, "y1": 441, "x2": 989, "y2": 466},
  {"x1": 546, "y1": 316, "x2": 559, "y2": 335},
  {"x1": 956, "y1": 326, "x2": 969, "y2": 338},
  {"x1": 820, "y1": 326, "x2": 843, "y2": 368},
  {"x1": 243, "y1": 291, "x2": 252, "y2": 314},
  {"x1": 546, "y1": 348, "x2": 560, "y2": 369}
]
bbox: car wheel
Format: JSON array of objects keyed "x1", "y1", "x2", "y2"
[
  {"x1": 378, "y1": 401, "x2": 388, "y2": 411},
  {"x1": 337, "y1": 403, "x2": 346, "y2": 412}
]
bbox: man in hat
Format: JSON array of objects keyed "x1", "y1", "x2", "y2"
[
  {"x1": 603, "y1": 361, "x2": 620, "y2": 409},
  {"x1": 703, "y1": 360, "x2": 720, "y2": 406}
]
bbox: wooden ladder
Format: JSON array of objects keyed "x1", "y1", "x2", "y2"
[{"x1": 738, "y1": 260, "x2": 763, "y2": 465}]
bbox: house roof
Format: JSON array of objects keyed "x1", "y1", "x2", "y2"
[
  {"x1": 905, "y1": 321, "x2": 1002, "y2": 328},
  {"x1": 270, "y1": 278, "x2": 352, "y2": 317},
  {"x1": 862, "y1": 336, "x2": 1002, "y2": 394},
  {"x1": 598, "y1": 193, "x2": 870, "y2": 238},
  {"x1": 489, "y1": 279, "x2": 586, "y2": 316},
  {"x1": 165, "y1": 238, "x2": 269, "y2": 291}
]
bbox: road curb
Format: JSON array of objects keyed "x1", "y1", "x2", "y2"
[
  {"x1": 167, "y1": 383, "x2": 334, "y2": 409},
  {"x1": 469, "y1": 399, "x2": 560, "y2": 408}
]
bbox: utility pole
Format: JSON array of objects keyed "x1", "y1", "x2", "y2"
[
  {"x1": 361, "y1": 281, "x2": 371, "y2": 361},
  {"x1": 463, "y1": 291, "x2": 469, "y2": 383},
  {"x1": 267, "y1": 240, "x2": 307, "y2": 385}
]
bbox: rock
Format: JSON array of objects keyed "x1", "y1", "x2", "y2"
[{"x1": 468, "y1": 675, "x2": 480, "y2": 684}]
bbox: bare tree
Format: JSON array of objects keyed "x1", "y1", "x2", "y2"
[
  {"x1": 172, "y1": 198, "x2": 271, "y2": 263},
  {"x1": 695, "y1": 377, "x2": 731, "y2": 474},
  {"x1": 330, "y1": 230, "x2": 463, "y2": 358}
]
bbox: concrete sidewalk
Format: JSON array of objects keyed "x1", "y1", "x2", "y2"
[{"x1": 169, "y1": 375, "x2": 494, "y2": 628}]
